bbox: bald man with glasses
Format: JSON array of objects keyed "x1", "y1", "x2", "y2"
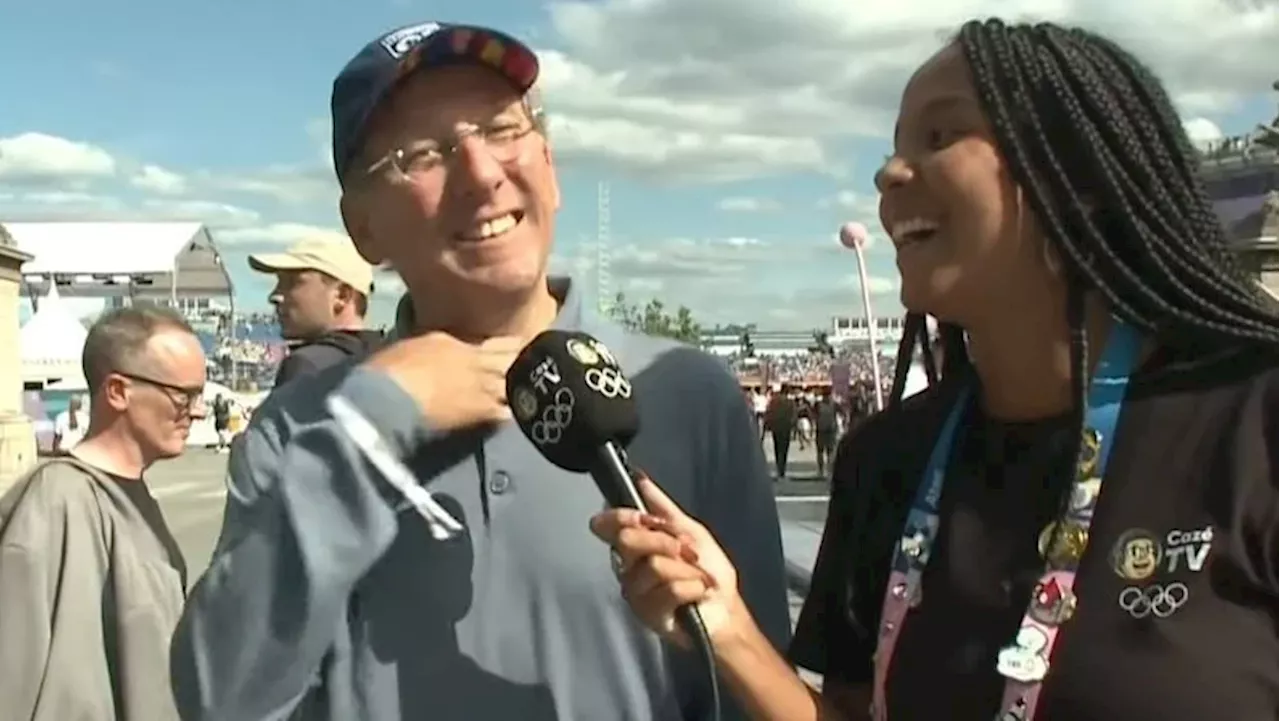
[{"x1": 0, "y1": 305, "x2": 207, "y2": 721}]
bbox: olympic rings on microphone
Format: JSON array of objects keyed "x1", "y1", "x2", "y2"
[
  {"x1": 1117, "y1": 582, "x2": 1189, "y2": 619},
  {"x1": 530, "y1": 387, "x2": 576, "y2": 446},
  {"x1": 585, "y1": 367, "x2": 632, "y2": 399}
]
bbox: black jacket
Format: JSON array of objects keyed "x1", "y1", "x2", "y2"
[{"x1": 272, "y1": 330, "x2": 385, "y2": 389}]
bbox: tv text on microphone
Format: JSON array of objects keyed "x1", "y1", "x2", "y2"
[{"x1": 506, "y1": 330, "x2": 723, "y2": 721}]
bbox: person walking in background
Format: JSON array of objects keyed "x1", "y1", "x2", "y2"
[
  {"x1": 0, "y1": 306, "x2": 206, "y2": 721},
  {"x1": 211, "y1": 393, "x2": 231, "y2": 453},
  {"x1": 813, "y1": 390, "x2": 839, "y2": 479},
  {"x1": 51, "y1": 394, "x2": 89, "y2": 455},
  {"x1": 752, "y1": 387, "x2": 768, "y2": 440},
  {"x1": 794, "y1": 396, "x2": 812, "y2": 451},
  {"x1": 764, "y1": 385, "x2": 796, "y2": 479}
]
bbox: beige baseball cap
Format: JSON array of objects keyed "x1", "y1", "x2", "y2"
[{"x1": 248, "y1": 237, "x2": 375, "y2": 296}]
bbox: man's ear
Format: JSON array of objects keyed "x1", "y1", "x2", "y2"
[
  {"x1": 341, "y1": 191, "x2": 386, "y2": 265},
  {"x1": 541, "y1": 140, "x2": 561, "y2": 211}
]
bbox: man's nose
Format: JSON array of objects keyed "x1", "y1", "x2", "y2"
[
  {"x1": 189, "y1": 398, "x2": 209, "y2": 420},
  {"x1": 450, "y1": 136, "x2": 507, "y2": 198}
]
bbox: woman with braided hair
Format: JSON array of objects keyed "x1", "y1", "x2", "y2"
[{"x1": 588, "y1": 17, "x2": 1277, "y2": 721}]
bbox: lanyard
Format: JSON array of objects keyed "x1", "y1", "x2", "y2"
[{"x1": 871, "y1": 321, "x2": 1143, "y2": 721}]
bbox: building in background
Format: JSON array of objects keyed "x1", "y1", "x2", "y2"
[{"x1": 1198, "y1": 82, "x2": 1279, "y2": 298}]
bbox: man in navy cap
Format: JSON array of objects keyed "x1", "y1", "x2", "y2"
[{"x1": 170, "y1": 20, "x2": 789, "y2": 721}]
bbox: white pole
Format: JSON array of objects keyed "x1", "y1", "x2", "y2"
[
  {"x1": 852, "y1": 244, "x2": 884, "y2": 411},
  {"x1": 838, "y1": 222, "x2": 885, "y2": 411}
]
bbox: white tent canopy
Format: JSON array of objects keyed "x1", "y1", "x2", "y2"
[
  {"x1": 21, "y1": 283, "x2": 88, "y2": 384},
  {"x1": 3, "y1": 221, "x2": 233, "y2": 300}
]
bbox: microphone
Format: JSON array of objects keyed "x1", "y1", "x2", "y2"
[{"x1": 506, "y1": 329, "x2": 722, "y2": 721}]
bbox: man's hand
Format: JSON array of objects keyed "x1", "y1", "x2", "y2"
[{"x1": 363, "y1": 332, "x2": 522, "y2": 430}]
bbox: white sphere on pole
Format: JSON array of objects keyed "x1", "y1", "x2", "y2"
[{"x1": 839, "y1": 222, "x2": 868, "y2": 250}]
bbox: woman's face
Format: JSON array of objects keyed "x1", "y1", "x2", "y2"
[{"x1": 877, "y1": 43, "x2": 1059, "y2": 327}]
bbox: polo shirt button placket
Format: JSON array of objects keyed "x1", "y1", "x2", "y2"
[{"x1": 489, "y1": 470, "x2": 512, "y2": 495}]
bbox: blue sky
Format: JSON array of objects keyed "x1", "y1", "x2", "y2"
[{"x1": 2, "y1": 0, "x2": 1276, "y2": 330}]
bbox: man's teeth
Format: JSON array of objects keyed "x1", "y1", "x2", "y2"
[
  {"x1": 890, "y1": 218, "x2": 940, "y2": 245},
  {"x1": 461, "y1": 213, "x2": 519, "y2": 241}
]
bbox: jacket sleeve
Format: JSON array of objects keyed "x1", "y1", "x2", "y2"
[
  {"x1": 0, "y1": 471, "x2": 116, "y2": 721},
  {"x1": 169, "y1": 366, "x2": 443, "y2": 721}
]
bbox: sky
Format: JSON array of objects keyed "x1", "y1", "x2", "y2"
[{"x1": 1, "y1": 0, "x2": 1276, "y2": 331}]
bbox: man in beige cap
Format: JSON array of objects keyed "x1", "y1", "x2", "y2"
[{"x1": 248, "y1": 237, "x2": 385, "y2": 387}]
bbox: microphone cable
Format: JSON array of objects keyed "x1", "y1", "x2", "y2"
[{"x1": 684, "y1": 603, "x2": 722, "y2": 721}]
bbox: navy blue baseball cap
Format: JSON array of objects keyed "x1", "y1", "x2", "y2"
[{"x1": 330, "y1": 21, "x2": 540, "y2": 186}]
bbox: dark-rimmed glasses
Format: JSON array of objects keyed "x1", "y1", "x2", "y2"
[{"x1": 116, "y1": 372, "x2": 206, "y2": 415}]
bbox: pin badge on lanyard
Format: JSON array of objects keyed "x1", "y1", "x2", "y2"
[{"x1": 869, "y1": 321, "x2": 1141, "y2": 721}]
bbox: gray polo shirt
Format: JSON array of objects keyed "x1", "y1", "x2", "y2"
[{"x1": 170, "y1": 278, "x2": 790, "y2": 721}]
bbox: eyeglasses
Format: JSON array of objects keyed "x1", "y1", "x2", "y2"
[
  {"x1": 116, "y1": 372, "x2": 206, "y2": 415},
  {"x1": 364, "y1": 114, "x2": 538, "y2": 182}
]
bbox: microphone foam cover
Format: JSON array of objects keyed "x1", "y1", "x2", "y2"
[{"x1": 505, "y1": 330, "x2": 640, "y2": 473}]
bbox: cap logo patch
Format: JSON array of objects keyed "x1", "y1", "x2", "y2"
[{"x1": 380, "y1": 22, "x2": 440, "y2": 59}]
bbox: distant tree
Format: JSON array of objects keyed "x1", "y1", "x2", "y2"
[
  {"x1": 608, "y1": 292, "x2": 703, "y2": 344},
  {"x1": 1257, "y1": 80, "x2": 1278, "y2": 149}
]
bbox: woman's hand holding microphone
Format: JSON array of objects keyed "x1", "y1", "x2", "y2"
[
  {"x1": 590, "y1": 475, "x2": 842, "y2": 721},
  {"x1": 587, "y1": 475, "x2": 751, "y2": 650}
]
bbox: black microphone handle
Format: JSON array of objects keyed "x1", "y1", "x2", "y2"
[
  {"x1": 591, "y1": 444, "x2": 711, "y2": 668},
  {"x1": 592, "y1": 443, "x2": 647, "y2": 511}
]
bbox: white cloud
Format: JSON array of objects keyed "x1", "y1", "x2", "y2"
[
  {"x1": 608, "y1": 235, "x2": 782, "y2": 282},
  {"x1": 216, "y1": 222, "x2": 349, "y2": 247},
  {"x1": 534, "y1": 0, "x2": 1278, "y2": 180},
  {"x1": 843, "y1": 272, "x2": 899, "y2": 295},
  {"x1": 820, "y1": 190, "x2": 877, "y2": 213},
  {"x1": 0, "y1": 133, "x2": 116, "y2": 183},
  {"x1": 580, "y1": 233, "x2": 903, "y2": 324},
  {"x1": 1183, "y1": 117, "x2": 1225, "y2": 148},
  {"x1": 206, "y1": 166, "x2": 338, "y2": 205},
  {"x1": 138, "y1": 199, "x2": 260, "y2": 226},
  {"x1": 0, "y1": 188, "x2": 260, "y2": 228},
  {"x1": 131, "y1": 164, "x2": 187, "y2": 195},
  {"x1": 717, "y1": 196, "x2": 781, "y2": 212}
]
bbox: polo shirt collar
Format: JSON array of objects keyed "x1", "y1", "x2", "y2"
[{"x1": 390, "y1": 276, "x2": 586, "y2": 341}]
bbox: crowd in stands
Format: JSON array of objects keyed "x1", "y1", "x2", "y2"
[
  {"x1": 194, "y1": 312, "x2": 287, "y2": 389},
  {"x1": 186, "y1": 305, "x2": 902, "y2": 398},
  {"x1": 724, "y1": 344, "x2": 896, "y2": 388}
]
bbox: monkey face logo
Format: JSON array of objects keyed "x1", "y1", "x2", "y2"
[
  {"x1": 1111, "y1": 529, "x2": 1162, "y2": 581},
  {"x1": 512, "y1": 386, "x2": 539, "y2": 422}
]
